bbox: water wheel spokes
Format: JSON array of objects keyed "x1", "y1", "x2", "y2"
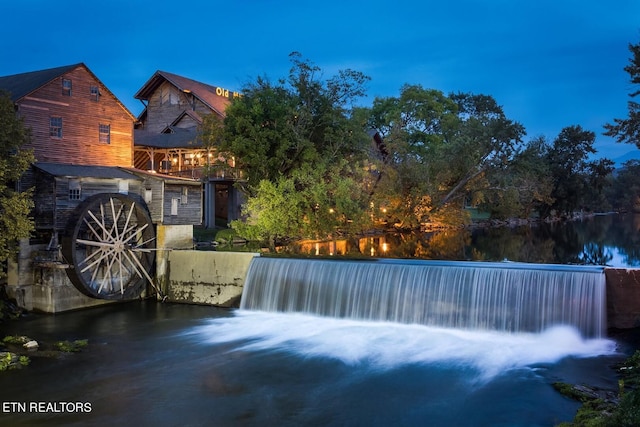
[{"x1": 62, "y1": 194, "x2": 156, "y2": 300}]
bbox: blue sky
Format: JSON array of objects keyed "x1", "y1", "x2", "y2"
[{"x1": 1, "y1": 0, "x2": 639, "y2": 161}]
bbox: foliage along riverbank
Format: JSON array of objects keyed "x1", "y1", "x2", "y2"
[
  {"x1": 0, "y1": 286, "x2": 89, "y2": 371},
  {"x1": 555, "y1": 349, "x2": 640, "y2": 426}
]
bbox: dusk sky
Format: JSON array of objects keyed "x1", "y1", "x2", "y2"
[{"x1": 2, "y1": 0, "x2": 639, "y2": 161}]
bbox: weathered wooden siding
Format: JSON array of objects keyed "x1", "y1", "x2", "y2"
[
  {"x1": 32, "y1": 170, "x2": 56, "y2": 230},
  {"x1": 16, "y1": 65, "x2": 134, "y2": 166},
  {"x1": 162, "y1": 183, "x2": 202, "y2": 225},
  {"x1": 41, "y1": 176, "x2": 144, "y2": 231},
  {"x1": 142, "y1": 179, "x2": 165, "y2": 224},
  {"x1": 142, "y1": 81, "x2": 219, "y2": 133}
]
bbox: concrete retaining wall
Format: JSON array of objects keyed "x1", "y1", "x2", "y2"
[
  {"x1": 161, "y1": 250, "x2": 259, "y2": 307},
  {"x1": 605, "y1": 268, "x2": 640, "y2": 329}
]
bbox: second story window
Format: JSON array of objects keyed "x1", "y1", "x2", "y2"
[
  {"x1": 50, "y1": 117, "x2": 62, "y2": 138},
  {"x1": 90, "y1": 86, "x2": 100, "y2": 101},
  {"x1": 62, "y1": 78, "x2": 72, "y2": 96},
  {"x1": 99, "y1": 124, "x2": 110, "y2": 144}
]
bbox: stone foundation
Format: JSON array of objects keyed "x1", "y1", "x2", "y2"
[
  {"x1": 605, "y1": 268, "x2": 640, "y2": 329},
  {"x1": 161, "y1": 250, "x2": 259, "y2": 307}
]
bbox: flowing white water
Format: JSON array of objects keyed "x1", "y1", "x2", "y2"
[
  {"x1": 193, "y1": 311, "x2": 616, "y2": 384},
  {"x1": 241, "y1": 258, "x2": 607, "y2": 337}
]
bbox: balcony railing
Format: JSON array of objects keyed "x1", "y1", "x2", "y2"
[{"x1": 165, "y1": 165, "x2": 244, "y2": 181}]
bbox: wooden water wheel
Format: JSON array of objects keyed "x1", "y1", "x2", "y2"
[{"x1": 61, "y1": 193, "x2": 156, "y2": 300}]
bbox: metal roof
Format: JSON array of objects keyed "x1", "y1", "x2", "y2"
[
  {"x1": 134, "y1": 70, "x2": 232, "y2": 118},
  {"x1": 121, "y1": 167, "x2": 202, "y2": 186},
  {"x1": 0, "y1": 63, "x2": 136, "y2": 120},
  {"x1": 34, "y1": 163, "x2": 142, "y2": 180},
  {"x1": 134, "y1": 128, "x2": 199, "y2": 149},
  {"x1": 0, "y1": 64, "x2": 81, "y2": 101}
]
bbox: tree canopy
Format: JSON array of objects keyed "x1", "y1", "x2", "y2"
[
  {"x1": 604, "y1": 39, "x2": 640, "y2": 148},
  {"x1": 214, "y1": 53, "x2": 374, "y2": 247},
  {"x1": 366, "y1": 85, "x2": 525, "y2": 228},
  {"x1": 0, "y1": 92, "x2": 34, "y2": 277},
  {"x1": 207, "y1": 49, "x2": 633, "y2": 247}
]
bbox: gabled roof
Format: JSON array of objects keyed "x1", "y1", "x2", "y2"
[
  {"x1": 0, "y1": 63, "x2": 136, "y2": 121},
  {"x1": 134, "y1": 128, "x2": 199, "y2": 149},
  {"x1": 0, "y1": 64, "x2": 80, "y2": 101},
  {"x1": 134, "y1": 70, "x2": 233, "y2": 118},
  {"x1": 34, "y1": 162, "x2": 142, "y2": 180},
  {"x1": 121, "y1": 167, "x2": 202, "y2": 186}
]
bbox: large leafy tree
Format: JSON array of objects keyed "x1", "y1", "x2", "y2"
[
  {"x1": 607, "y1": 159, "x2": 640, "y2": 212},
  {"x1": 0, "y1": 92, "x2": 34, "y2": 278},
  {"x1": 367, "y1": 85, "x2": 525, "y2": 228},
  {"x1": 545, "y1": 125, "x2": 614, "y2": 216},
  {"x1": 220, "y1": 52, "x2": 371, "y2": 191},
  {"x1": 216, "y1": 53, "x2": 374, "y2": 245},
  {"x1": 604, "y1": 39, "x2": 640, "y2": 147},
  {"x1": 480, "y1": 136, "x2": 554, "y2": 219}
]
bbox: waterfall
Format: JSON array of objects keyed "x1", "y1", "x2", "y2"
[{"x1": 240, "y1": 258, "x2": 607, "y2": 337}]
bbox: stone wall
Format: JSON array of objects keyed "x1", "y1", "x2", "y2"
[
  {"x1": 161, "y1": 251, "x2": 259, "y2": 307},
  {"x1": 605, "y1": 268, "x2": 640, "y2": 329}
]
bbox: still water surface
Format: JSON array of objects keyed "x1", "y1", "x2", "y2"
[{"x1": 301, "y1": 214, "x2": 640, "y2": 267}]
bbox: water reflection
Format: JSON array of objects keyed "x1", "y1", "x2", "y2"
[{"x1": 289, "y1": 214, "x2": 640, "y2": 267}]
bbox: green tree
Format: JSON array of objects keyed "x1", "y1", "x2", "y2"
[
  {"x1": 220, "y1": 52, "x2": 371, "y2": 192},
  {"x1": 604, "y1": 39, "x2": 640, "y2": 148},
  {"x1": 217, "y1": 53, "x2": 374, "y2": 244},
  {"x1": 0, "y1": 92, "x2": 34, "y2": 278},
  {"x1": 545, "y1": 125, "x2": 613, "y2": 216},
  {"x1": 367, "y1": 86, "x2": 525, "y2": 227},
  {"x1": 607, "y1": 159, "x2": 640, "y2": 212},
  {"x1": 367, "y1": 85, "x2": 459, "y2": 228},
  {"x1": 480, "y1": 136, "x2": 554, "y2": 219}
]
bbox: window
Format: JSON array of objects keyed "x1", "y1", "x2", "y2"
[
  {"x1": 90, "y1": 85, "x2": 100, "y2": 101},
  {"x1": 171, "y1": 198, "x2": 179, "y2": 216},
  {"x1": 69, "y1": 180, "x2": 81, "y2": 200},
  {"x1": 181, "y1": 187, "x2": 188, "y2": 205},
  {"x1": 118, "y1": 180, "x2": 129, "y2": 194},
  {"x1": 50, "y1": 117, "x2": 62, "y2": 138},
  {"x1": 99, "y1": 124, "x2": 110, "y2": 144},
  {"x1": 62, "y1": 78, "x2": 72, "y2": 96}
]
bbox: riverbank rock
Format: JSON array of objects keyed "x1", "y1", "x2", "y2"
[{"x1": 23, "y1": 340, "x2": 39, "y2": 350}]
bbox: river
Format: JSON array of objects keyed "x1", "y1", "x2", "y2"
[{"x1": 0, "y1": 214, "x2": 638, "y2": 426}]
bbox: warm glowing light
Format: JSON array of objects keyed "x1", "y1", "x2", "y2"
[
  {"x1": 172, "y1": 158, "x2": 177, "y2": 164},
  {"x1": 329, "y1": 208, "x2": 335, "y2": 214},
  {"x1": 370, "y1": 247, "x2": 375, "y2": 256},
  {"x1": 315, "y1": 242, "x2": 320, "y2": 256},
  {"x1": 382, "y1": 243, "x2": 389, "y2": 252}
]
